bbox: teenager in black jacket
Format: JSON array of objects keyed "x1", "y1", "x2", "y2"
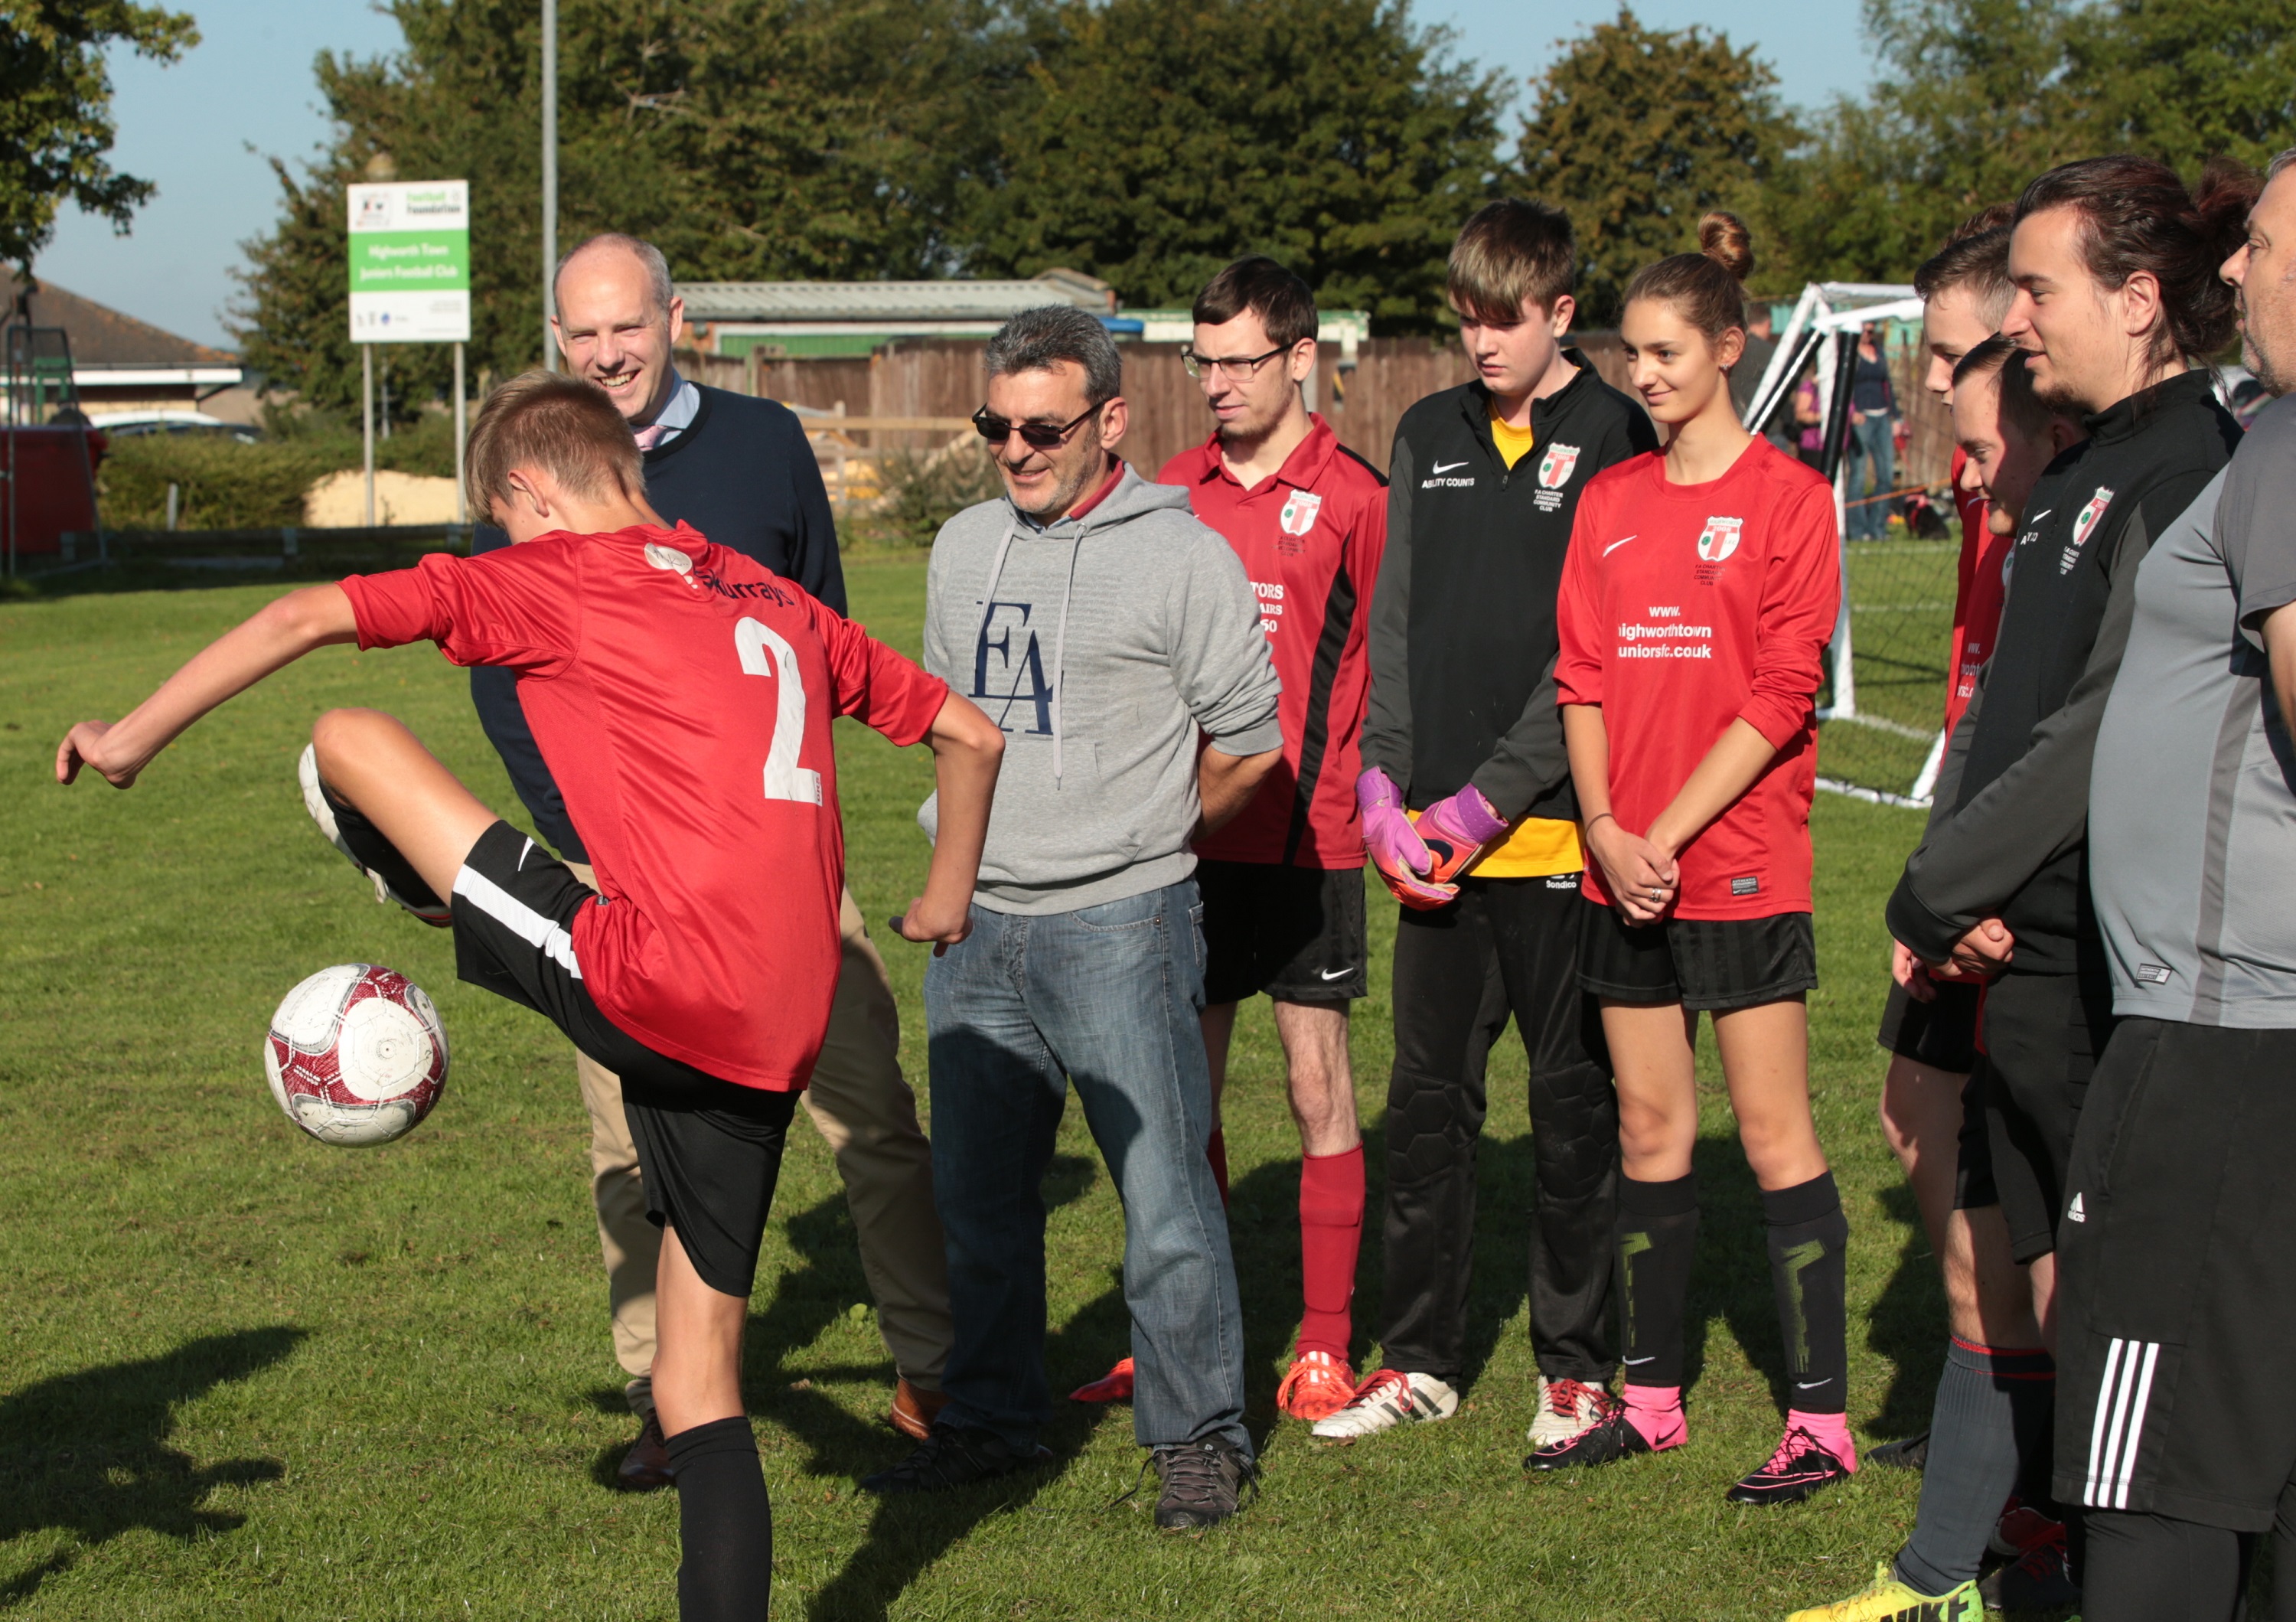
[{"x1": 1312, "y1": 199, "x2": 1657, "y2": 1448}]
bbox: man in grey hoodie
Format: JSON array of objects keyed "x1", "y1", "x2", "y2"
[{"x1": 858, "y1": 305, "x2": 1282, "y2": 1529}]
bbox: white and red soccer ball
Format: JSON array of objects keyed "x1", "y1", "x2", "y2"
[{"x1": 264, "y1": 964, "x2": 449, "y2": 1147}]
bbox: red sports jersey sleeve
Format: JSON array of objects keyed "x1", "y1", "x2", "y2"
[
  {"x1": 1556, "y1": 440, "x2": 1839, "y2": 919},
  {"x1": 1942, "y1": 449, "x2": 2010, "y2": 738},
  {"x1": 1164, "y1": 416, "x2": 1388, "y2": 869},
  {"x1": 341, "y1": 546, "x2": 581, "y2": 674},
  {"x1": 340, "y1": 524, "x2": 948, "y2": 1092}
]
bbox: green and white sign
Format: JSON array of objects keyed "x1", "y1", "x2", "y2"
[{"x1": 348, "y1": 180, "x2": 471, "y2": 344}]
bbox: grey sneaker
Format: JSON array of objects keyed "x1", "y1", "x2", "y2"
[{"x1": 1151, "y1": 1434, "x2": 1255, "y2": 1530}]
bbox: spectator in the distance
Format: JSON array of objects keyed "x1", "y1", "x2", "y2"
[
  {"x1": 470, "y1": 233, "x2": 954, "y2": 1490},
  {"x1": 1846, "y1": 322, "x2": 1898, "y2": 539}
]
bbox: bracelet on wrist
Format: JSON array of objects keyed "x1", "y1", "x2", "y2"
[{"x1": 1585, "y1": 811, "x2": 1616, "y2": 831}]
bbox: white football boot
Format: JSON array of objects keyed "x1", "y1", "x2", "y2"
[
  {"x1": 1309, "y1": 1369, "x2": 1459, "y2": 1439},
  {"x1": 298, "y1": 744, "x2": 453, "y2": 925},
  {"x1": 1527, "y1": 1375, "x2": 1610, "y2": 1451}
]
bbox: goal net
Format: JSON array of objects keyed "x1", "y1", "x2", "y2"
[{"x1": 1745, "y1": 282, "x2": 1955, "y2": 808}]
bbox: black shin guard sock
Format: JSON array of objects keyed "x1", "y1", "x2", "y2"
[
  {"x1": 666, "y1": 1417, "x2": 771, "y2": 1622},
  {"x1": 1895, "y1": 1340, "x2": 2052, "y2": 1594},
  {"x1": 321, "y1": 781, "x2": 447, "y2": 910},
  {"x1": 1762, "y1": 1172, "x2": 1848, "y2": 1415},
  {"x1": 2009, "y1": 1347, "x2": 2060, "y2": 1514},
  {"x1": 1616, "y1": 1173, "x2": 1699, "y2": 1388}
]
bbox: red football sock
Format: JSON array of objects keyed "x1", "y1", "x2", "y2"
[
  {"x1": 1791, "y1": 1408, "x2": 1857, "y2": 1470},
  {"x1": 1205, "y1": 1128, "x2": 1230, "y2": 1207},
  {"x1": 1623, "y1": 1383, "x2": 1687, "y2": 1451},
  {"x1": 1295, "y1": 1145, "x2": 1365, "y2": 1363}
]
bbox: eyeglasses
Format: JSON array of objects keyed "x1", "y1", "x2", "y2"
[
  {"x1": 1181, "y1": 344, "x2": 1286, "y2": 380},
  {"x1": 972, "y1": 402, "x2": 1102, "y2": 451}
]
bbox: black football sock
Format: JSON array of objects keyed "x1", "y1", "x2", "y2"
[
  {"x1": 319, "y1": 778, "x2": 446, "y2": 911},
  {"x1": 1763, "y1": 1172, "x2": 1849, "y2": 1415},
  {"x1": 1616, "y1": 1173, "x2": 1699, "y2": 1389},
  {"x1": 1894, "y1": 1338, "x2": 2053, "y2": 1594},
  {"x1": 666, "y1": 1416, "x2": 771, "y2": 1622}
]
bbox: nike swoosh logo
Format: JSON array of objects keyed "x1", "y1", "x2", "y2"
[
  {"x1": 1623, "y1": 1355, "x2": 1655, "y2": 1365},
  {"x1": 1794, "y1": 1380, "x2": 1828, "y2": 1389},
  {"x1": 1603, "y1": 534, "x2": 1638, "y2": 556},
  {"x1": 1431, "y1": 459, "x2": 1469, "y2": 475},
  {"x1": 2027, "y1": 509, "x2": 2052, "y2": 524},
  {"x1": 519, "y1": 838, "x2": 534, "y2": 871},
  {"x1": 1318, "y1": 967, "x2": 1352, "y2": 981}
]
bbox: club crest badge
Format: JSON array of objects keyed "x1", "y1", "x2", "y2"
[
  {"x1": 2063, "y1": 487, "x2": 2115, "y2": 571},
  {"x1": 1696, "y1": 516, "x2": 1743, "y2": 563},
  {"x1": 1536, "y1": 442, "x2": 1581, "y2": 489},
  {"x1": 1278, "y1": 489, "x2": 1322, "y2": 538}
]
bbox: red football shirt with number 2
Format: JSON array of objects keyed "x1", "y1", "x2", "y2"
[
  {"x1": 1555, "y1": 439, "x2": 1840, "y2": 919},
  {"x1": 340, "y1": 522, "x2": 949, "y2": 1092}
]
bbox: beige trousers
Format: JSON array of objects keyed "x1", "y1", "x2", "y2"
[{"x1": 565, "y1": 866, "x2": 951, "y2": 1413}]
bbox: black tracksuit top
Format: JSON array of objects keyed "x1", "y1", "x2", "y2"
[
  {"x1": 1362, "y1": 355, "x2": 1658, "y2": 818},
  {"x1": 1889, "y1": 369, "x2": 2242, "y2": 974}
]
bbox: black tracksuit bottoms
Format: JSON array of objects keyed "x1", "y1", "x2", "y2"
[{"x1": 1377, "y1": 874, "x2": 1619, "y2": 1384}]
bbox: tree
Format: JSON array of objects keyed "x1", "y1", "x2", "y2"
[
  {"x1": 234, "y1": 0, "x2": 1013, "y2": 416},
  {"x1": 0, "y1": 0, "x2": 197, "y2": 270},
  {"x1": 1512, "y1": 8, "x2": 1799, "y2": 325},
  {"x1": 957, "y1": 0, "x2": 1507, "y2": 331},
  {"x1": 1767, "y1": 0, "x2": 2089, "y2": 282},
  {"x1": 2072, "y1": 0, "x2": 2296, "y2": 175}
]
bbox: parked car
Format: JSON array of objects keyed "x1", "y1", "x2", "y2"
[{"x1": 86, "y1": 410, "x2": 261, "y2": 444}]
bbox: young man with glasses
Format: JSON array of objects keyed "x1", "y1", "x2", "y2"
[
  {"x1": 860, "y1": 305, "x2": 1283, "y2": 1531},
  {"x1": 1316, "y1": 198, "x2": 1657, "y2": 1448},
  {"x1": 1069, "y1": 257, "x2": 1388, "y2": 1423}
]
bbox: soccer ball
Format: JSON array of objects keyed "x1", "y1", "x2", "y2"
[{"x1": 264, "y1": 964, "x2": 449, "y2": 1147}]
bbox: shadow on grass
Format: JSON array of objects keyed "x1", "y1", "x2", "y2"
[
  {"x1": 0, "y1": 1326, "x2": 304, "y2": 1607},
  {"x1": 1863, "y1": 1181, "x2": 1948, "y2": 1440},
  {"x1": 746, "y1": 1156, "x2": 1104, "y2": 1622}
]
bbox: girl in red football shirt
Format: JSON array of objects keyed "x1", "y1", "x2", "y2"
[{"x1": 1532, "y1": 214, "x2": 1850, "y2": 1505}]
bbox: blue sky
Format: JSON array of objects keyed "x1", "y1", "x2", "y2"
[{"x1": 46, "y1": 0, "x2": 1879, "y2": 350}]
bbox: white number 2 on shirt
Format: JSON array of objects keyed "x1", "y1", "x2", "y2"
[{"x1": 734, "y1": 617, "x2": 823, "y2": 805}]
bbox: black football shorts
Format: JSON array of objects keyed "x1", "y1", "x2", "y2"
[
  {"x1": 450, "y1": 819, "x2": 796, "y2": 1296},
  {"x1": 1196, "y1": 858, "x2": 1369, "y2": 1004},
  {"x1": 1578, "y1": 905, "x2": 1817, "y2": 1013}
]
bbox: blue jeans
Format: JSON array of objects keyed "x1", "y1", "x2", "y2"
[
  {"x1": 925, "y1": 879, "x2": 1248, "y2": 1457},
  {"x1": 1848, "y1": 413, "x2": 1896, "y2": 540}
]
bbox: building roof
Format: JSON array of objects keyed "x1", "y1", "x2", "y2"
[
  {"x1": 6, "y1": 276, "x2": 237, "y2": 368},
  {"x1": 679, "y1": 267, "x2": 1115, "y2": 324}
]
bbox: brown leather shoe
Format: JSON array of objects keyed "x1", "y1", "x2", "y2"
[
  {"x1": 616, "y1": 1411, "x2": 674, "y2": 1492},
  {"x1": 887, "y1": 1379, "x2": 949, "y2": 1442}
]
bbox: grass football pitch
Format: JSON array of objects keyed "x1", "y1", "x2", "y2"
[{"x1": 2, "y1": 556, "x2": 1970, "y2": 1619}]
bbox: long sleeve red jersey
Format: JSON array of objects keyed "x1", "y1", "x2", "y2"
[
  {"x1": 1162, "y1": 416, "x2": 1388, "y2": 868},
  {"x1": 1555, "y1": 439, "x2": 1840, "y2": 919},
  {"x1": 340, "y1": 522, "x2": 949, "y2": 1091}
]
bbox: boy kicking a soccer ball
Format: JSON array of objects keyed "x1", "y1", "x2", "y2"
[{"x1": 54, "y1": 370, "x2": 1005, "y2": 1622}]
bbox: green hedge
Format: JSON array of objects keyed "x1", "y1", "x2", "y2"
[{"x1": 95, "y1": 412, "x2": 461, "y2": 530}]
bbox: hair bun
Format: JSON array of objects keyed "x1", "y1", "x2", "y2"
[{"x1": 1697, "y1": 211, "x2": 1754, "y2": 282}]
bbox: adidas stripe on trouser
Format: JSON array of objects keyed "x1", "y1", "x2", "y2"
[{"x1": 2051, "y1": 1017, "x2": 2296, "y2": 1532}]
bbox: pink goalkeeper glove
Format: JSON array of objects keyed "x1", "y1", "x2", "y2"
[
  {"x1": 1415, "y1": 785, "x2": 1509, "y2": 887},
  {"x1": 1359, "y1": 768, "x2": 1459, "y2": 910}
]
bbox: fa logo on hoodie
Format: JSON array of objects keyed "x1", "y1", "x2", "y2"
[{"x1": 974, "y1": 601, "x2": 1055, "y2": 734}]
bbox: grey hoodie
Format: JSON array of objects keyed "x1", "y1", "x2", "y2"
[{"x1": 920, "y1": 462, "x2": 1283, "y2": 914}]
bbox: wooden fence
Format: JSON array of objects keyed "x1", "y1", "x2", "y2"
[{"x1": 681, "y1": 328, "x2": 1945, "y2": 501}]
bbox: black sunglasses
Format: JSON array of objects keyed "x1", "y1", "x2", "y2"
[{"x1": 972, "y1": 402, "x2": 1102, "y2": 452}]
